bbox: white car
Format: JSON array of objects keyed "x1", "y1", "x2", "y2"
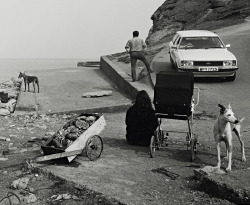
[{"x1": 169, "y1": 30, "x2": 238, "y2": 81}]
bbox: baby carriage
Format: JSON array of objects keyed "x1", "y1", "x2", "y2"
[{"x1": 150, "y1": 71, "x2": 200, "y2": 162}]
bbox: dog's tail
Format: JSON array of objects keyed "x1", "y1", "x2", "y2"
[{"x1": 233, "y1": 117, "x2": 245, "y2": 136}]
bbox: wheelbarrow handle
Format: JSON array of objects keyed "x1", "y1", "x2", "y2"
[{"x1": 35, "y1": 149, "x2": 83, "y2": 162}]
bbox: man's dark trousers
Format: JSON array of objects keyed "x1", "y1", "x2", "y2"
[{"x1": 130, "y1": 51, "x2": 151, "y2": 81}]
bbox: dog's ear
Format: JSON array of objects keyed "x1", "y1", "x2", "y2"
[
  {"x1": 218, "y1": 104, "x2": 225, "y2": 114},
  {"x1": 227, "y1": 103, "x2": 232, "y2": 110}
]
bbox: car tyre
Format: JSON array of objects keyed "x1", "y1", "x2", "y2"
[
  {"x1": 170, "y1": 56, "x2": 176, "y2": 69},
  {"x1": 226, "y1": 72, "x2": 236, "y2": 81}
]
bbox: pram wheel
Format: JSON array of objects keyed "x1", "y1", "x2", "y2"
[
  {"x1": 190, "y1": 134, "x2": 198, "y2": 162},
  {"x1": 190, "y1": 138, "x2": 195, "y2": 162},
  {"x1": 150, "y1": 130, "x2": 161, "y2": 157},
  {"x1": 150, "y1": 134, "x2": 157, "y2": 158}
]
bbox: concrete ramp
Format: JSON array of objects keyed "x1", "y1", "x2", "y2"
[{"x1": 15, "y1": 67, "x2": 132, "y2": 115}]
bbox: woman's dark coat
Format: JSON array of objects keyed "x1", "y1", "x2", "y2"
[{"x1": 125, "y1": 105, "x2": 158, "y2": 146}]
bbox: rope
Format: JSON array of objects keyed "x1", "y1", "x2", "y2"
[{"x1": 0, "y1": 192, "x2": 21, "y2": 205}]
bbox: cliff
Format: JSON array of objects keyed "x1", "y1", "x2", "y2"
[{"x1": 146, "y1": 0, "x2": 250, "y2": 44}]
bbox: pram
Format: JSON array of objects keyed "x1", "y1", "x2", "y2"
[{"x1": 150, "y1": 71, "x2": 200, "y2": 162}]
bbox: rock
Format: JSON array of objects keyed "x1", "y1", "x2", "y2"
[
  {"x1": 5, "y1": 99, "x2": 17, "y2": 112},
  {"x1": 86, "y1": 115, "x2": 96, "y2": 122},
  {"x1": 8, "y1": 147, "x2": 18, "y2": 151},
  {"x1": 11, "y1": 177, "x2": 30, "y2": 189},
  {"x1": 52, "y1": 193, "x2": 75, "y2": 200},
  {"x1": 0, "y1": 136, "x2": 10, "y2": 141},
  {"x1": 194, "y1": 165, "x2": 225, "y2": 180},
  {"x1": 23, "y1": 193, "x2": 37, "y2": 204},
  {"x1": 45, "y1": 131, "x2": 56, "y2": 136},
  {"x1": 62, "y1": 193, "x2": 71, "y2": 200},
  {"x1": 8, "y1": 91, "x2": 18, "y2": 99},
  {"x1": 0, "y1": 89, "x2": 7, "y2": 92},
  {"x1": 0, "y1": 102, "x2": 5, "y2": 108},
  {"x1": 0, "y1": 108, "x2": 10, "y2": 116}
]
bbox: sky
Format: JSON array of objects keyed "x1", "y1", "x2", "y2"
[{"x1": 0, "y1": 0, "x2": 165, "y2": 59}]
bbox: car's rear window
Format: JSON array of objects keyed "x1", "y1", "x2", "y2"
[{"x1": 179, "y1": 37, "x2": 224, "y2": 49}]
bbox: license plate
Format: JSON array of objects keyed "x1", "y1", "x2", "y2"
[{"x1": 199, "y1": 67, "x2": 218, "y2": 71}]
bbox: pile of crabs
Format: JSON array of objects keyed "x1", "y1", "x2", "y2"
[{"x1": 49, "y1": 115, "x2": 97, "y2": 149}]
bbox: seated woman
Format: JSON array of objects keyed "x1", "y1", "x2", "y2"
[{"x1": 125, "y1": 90, "x2": 158, "y2": 146}]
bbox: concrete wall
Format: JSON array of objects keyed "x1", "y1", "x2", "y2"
[{"x1": 100, "y1": 56, "x2": 138, "y2": 99}]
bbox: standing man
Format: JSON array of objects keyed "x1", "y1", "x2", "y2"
[{"x1": 125, "y1": 31, "x2": 153, "y2": 82}]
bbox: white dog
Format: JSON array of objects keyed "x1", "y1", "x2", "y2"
[{"x1": 214, "y1": 104, "x2": 245, "y2": 171}]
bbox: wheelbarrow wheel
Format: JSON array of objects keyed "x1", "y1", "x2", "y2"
[{"x1": 85, "y1": 135, "x2": 103, "y2": 161}]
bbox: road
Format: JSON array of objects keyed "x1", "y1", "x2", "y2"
[{"x1": 152, "y1": 21, "x2": 250, "y2": 125}]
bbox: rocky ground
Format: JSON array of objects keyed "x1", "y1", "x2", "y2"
[
  {"x1": 0, "y1": 78, "x2": 22, "y2": 117},
  {"x1": 0, "y1": 113, "x2": 124, "y2": 205},
  {"x1": 1, "y1": 110, "x2": 250, "y2": 204}
]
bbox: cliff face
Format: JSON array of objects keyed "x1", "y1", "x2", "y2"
[{"x1": 146, "y1": 0, "x2": 250, "y2": 44}]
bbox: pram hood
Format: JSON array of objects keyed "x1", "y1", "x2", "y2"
[{"x1": 154, "y1": 71, "x2": 194, "y2": 116}]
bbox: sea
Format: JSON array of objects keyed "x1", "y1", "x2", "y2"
[{"x1": 0, "y1": 58, "x2": 98, "y2": 83}]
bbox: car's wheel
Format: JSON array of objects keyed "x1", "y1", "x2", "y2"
[
  {"x1": 226, "y1": 72, "x2": 236, "y2": 81},
  {"x1": 170, "y1": 56, "x2": 176, "y2": 69}
]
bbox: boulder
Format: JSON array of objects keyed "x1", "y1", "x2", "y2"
[
  {"x1": 0, "y1": 108, "x2": 10, "y2": 116},
  {"x1": 194, "y1": 165, "x2": 225, "y2": 180},
  {"x1": 5, "y1": 99, "x2": 17, "y2": 113}
]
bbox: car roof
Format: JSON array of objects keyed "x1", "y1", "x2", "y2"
[{"x1": 176, "y1": 30, "x2": 218, "y2": 37}]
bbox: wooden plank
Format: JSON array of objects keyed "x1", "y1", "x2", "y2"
[{"x1": 36, "y1": 149, "x2": 82, "y2": 162}]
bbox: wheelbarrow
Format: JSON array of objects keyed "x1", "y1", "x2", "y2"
[{"x1": 36, "y1": 113, "x2": 106, "y2": 163}]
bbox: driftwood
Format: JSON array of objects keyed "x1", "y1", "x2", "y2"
[{"x1": 82, "y1": 90, "x2": 112, "y2": 98}]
